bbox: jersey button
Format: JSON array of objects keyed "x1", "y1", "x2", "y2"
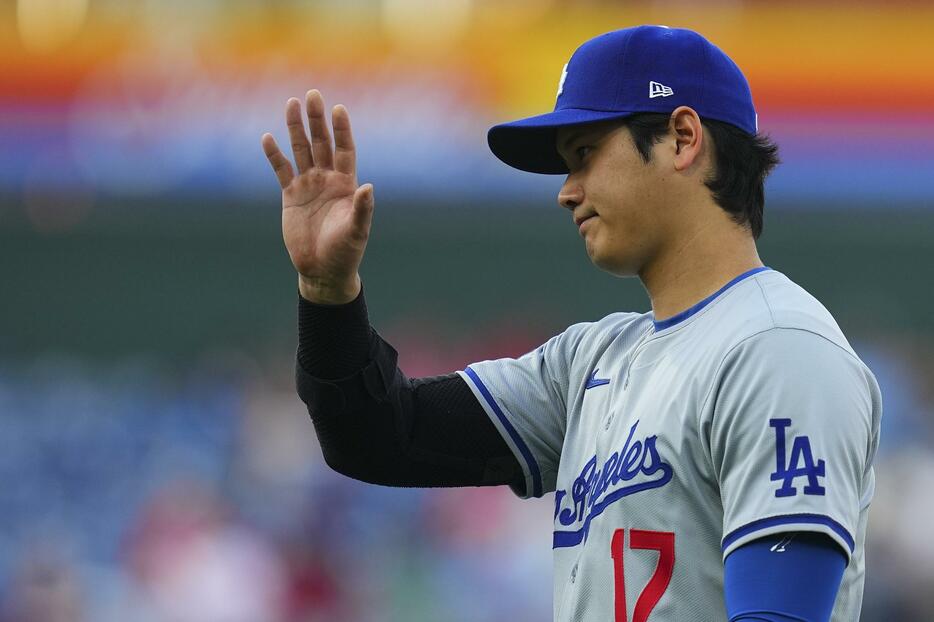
[{"x1": 570, "y1": 563, "x2": 578, "y2": 583}]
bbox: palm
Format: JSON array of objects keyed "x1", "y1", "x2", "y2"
[
  {"x1": 262, "y1": 91, "x2": 374, "y2": 296},
  {"x1": 281, "y1": 170, "x2": 359, "y2": 279}
]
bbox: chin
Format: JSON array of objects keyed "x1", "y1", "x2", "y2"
[{"x1": 589, "y1": 248, "x2": 641, "y2": 278}]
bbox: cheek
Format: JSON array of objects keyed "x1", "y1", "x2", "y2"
[
  {"x1": 587, "y1": 156, "x2": 659, "y2": 234},
  {"x1": 588, "y1": 200, "x2": 656, "y2": 272},
  {"x1": 603, "y1": 174, "x2": 662, "y2": 235}
]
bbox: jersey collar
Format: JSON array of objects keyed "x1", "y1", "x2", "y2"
[{"x1": 652, "y1": 266, "x2": 772, "y2": 332}]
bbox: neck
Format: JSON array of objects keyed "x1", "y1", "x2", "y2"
[{"x1": 639, "y1": 220, "x2": 763, "y2": 323}]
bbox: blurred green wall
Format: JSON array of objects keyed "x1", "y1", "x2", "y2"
[{"x1": 2, "y1": 201, "x2": 931, "y2": 361}]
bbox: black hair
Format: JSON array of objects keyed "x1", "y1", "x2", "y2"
[{"x1": 621, "y1": 113, "x2": 780, "y2": 239}]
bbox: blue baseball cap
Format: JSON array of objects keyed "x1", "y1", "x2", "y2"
[{"x1": 488, "y1": 25, "x2": 758, "y2": 174}]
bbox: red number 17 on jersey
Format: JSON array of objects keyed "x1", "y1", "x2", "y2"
[{"x1": 611, "y1": 529, "x2": 675, "y2": 622}]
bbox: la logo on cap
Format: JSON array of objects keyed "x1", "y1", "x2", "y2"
[{"x1": 556, "y1": 63, "x2": 569, "y2": 99}]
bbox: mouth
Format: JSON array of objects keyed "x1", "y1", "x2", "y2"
[{"x1": 575, "y1": 213, "x2": 596, "y2": 229}]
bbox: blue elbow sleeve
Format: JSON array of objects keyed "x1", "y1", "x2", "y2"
[{"x1": 724, "y1": 532, "x2": 847, "y2": 622}]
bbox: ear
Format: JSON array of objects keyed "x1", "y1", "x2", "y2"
[{"x1": 669, "y1": 106, "x2": 705, "y2": 172}]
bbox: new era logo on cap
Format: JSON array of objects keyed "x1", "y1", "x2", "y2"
[{"x1": 649, "y1": 81, "x2": 673, "y2": 98}]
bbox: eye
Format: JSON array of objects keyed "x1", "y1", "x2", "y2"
[{"x1": 575, "y1": 145, "x2": 593, "y2": 160}]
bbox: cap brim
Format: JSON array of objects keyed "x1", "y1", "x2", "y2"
[{"x1": 487, "y1": 108, "x2": 637, "y2": 174}]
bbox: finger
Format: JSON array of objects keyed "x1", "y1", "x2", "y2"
[
  {"x1": 285, "y1": 97, "x2": 313, "y2": 172},
  {"x1": 306, "y1": 90, "x2": 334, "y2": 170},
  {"x1": 332, "y1": 104, "x2": 356, "y2": 176},
  {"x1": 351, "y1": 183, "x2": 374, "y2": 233},
  {"x1": 261, "y1": 133, "x2": 294, "y2": 189}
]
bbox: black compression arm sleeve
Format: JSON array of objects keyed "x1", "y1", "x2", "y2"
[{"x1": 295, "y1": 287, "x2": 524, "y2": 490}]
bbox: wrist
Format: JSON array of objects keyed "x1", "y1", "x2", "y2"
[{"x1": 298, "y1": 273, "x2": 361, "y2": 305}]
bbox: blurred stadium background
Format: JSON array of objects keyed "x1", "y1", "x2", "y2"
[{"x1": 1, "y1": 0, "x2": 932, "y2": 620}]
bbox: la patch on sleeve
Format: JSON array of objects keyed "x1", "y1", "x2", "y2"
[{"x1": 769, "y1": 418, "x2": 826, "y2": 497}]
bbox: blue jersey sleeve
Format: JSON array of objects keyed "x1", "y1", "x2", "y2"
[{"x1": 724, "y1": 532, "x2": 847, "y2": 622}]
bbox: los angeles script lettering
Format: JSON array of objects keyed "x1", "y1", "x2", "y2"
[{"x1": 554, "y1": 420, "x2": 673, "y2": 526}]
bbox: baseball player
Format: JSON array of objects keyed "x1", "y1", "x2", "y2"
[{"x1": 262, "y1": 25, "x2": 881, "y2": 622}]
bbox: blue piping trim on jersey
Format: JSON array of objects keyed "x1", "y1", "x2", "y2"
[
  {"x1": 721, "y1": 513, "x2": 855, "y2": 554},
  {"x1": 652, "y1": 266, "x2": 772, "y2": 331},
  {"x1": 464, "y1": 366, "x2": 543, "y2": 498}
]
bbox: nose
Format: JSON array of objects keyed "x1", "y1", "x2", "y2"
[{"x1": 558, "y1": 176, "x2": 583, "y2": 211}]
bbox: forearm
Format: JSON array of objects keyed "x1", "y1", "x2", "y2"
[
  {"x1": 296, "y1": 286, "x2": 523, "y2": 489},
  {"x1": 297, "y1": 280, "x2": 372, "y2": 379}
]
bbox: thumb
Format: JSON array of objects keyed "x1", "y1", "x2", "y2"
[{"x1": 352, "y1": 183, "x2": 375, "y2": 232}]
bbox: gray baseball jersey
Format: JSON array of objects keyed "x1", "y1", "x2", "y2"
[{"x1": 456, "y1": 267, "x2": 881, "y2": 621}]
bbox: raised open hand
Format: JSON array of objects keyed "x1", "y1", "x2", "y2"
[{"x1": 262, "y1": 90, "x2": 374, "y2": 304}]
